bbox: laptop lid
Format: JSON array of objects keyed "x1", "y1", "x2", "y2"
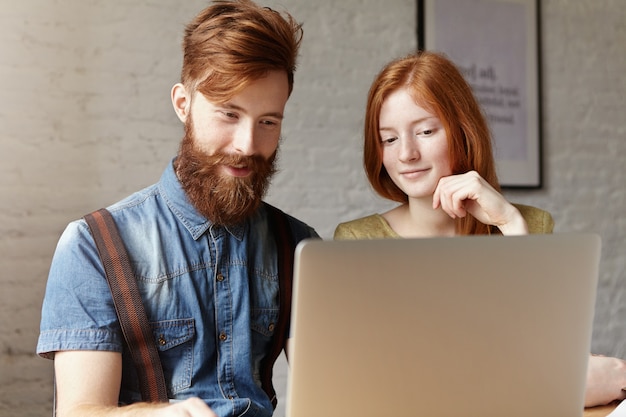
[{"x1": 286, "y1": 233, "x2": 601, "y2": 417}]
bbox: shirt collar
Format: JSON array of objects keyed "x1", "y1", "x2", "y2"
[{"x1": 158, "y1": 158, "x2": 246, "y2": 241}]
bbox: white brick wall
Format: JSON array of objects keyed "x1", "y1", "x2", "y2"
[
  {"x1": 504, "y1": 0, "x2": 626, "y2": 359},
  {"x1": 0, "y1": 1, "x2": 623, "y2": 415}
]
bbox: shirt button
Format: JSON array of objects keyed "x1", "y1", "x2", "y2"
[
  {"x1": 158, "y1": 335, "x2": 166, "y2": 346},
  {"x1": 268, "y1": 323, "x2": 275, "y2": 332},
  {"x1": 219, "y1": 332, "x2": 228, "y2": 341},
  {"x1": 216, "y1": 273, "x2": 224, "y2": 282}
]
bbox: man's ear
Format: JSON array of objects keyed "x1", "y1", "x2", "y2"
[{"x1": 171, "y1": 83, "x2": 190, "y2": 123}]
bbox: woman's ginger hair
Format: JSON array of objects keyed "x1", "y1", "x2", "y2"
[
  {"x1": 181, "y1": 0, "x2": 303, "y2": 101},
  {"x1": 364, "y1": 50, "x2": 501, "y2": 235}
]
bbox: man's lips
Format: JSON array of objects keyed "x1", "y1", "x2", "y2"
[{"x1": 222, "y1": 165, "x2": 252, "y2": 177}]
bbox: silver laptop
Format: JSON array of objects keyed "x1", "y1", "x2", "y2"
[{"x1": 286, "y1": 233, "x2": 601, "y2": 417}]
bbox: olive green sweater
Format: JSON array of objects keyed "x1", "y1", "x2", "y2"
[{"x1": 334, "y1": 204, "x2": 554, "y2": 240}]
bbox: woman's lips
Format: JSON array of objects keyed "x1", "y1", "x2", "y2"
[{"x1": 400, "y1": 168, "x2": 429, "y2": 179}]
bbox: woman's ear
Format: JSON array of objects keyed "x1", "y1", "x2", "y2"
[{"x1": 171, "y1": 83, "x2": 190, "y2": 123}]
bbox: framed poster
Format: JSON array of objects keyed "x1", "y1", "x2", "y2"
[{"x1": 417, "y1": 0, "x2": 542, "y2": 188}]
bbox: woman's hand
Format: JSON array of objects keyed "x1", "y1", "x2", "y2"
[
  {"x1": 585, "y1": 354, "x2": 626, "y2": 408},
  {"x1": 433, "y1": 171, "x2": 528, "y2": 235}
]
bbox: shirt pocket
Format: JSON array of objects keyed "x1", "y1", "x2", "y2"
[
  {"x1": 151, "y1": 318, "x2": 195, "y2": 395},
  {"x1": 250, "y1": 308, "x2": 279, "y2": 383},
  {"x1": 250, "y1": 308, "x2": 279, "y2": 338}
]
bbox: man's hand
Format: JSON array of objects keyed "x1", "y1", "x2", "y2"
[
  {"x1": 59, "y1": 398, "x2": 217, "y2": 417},
  {"x1": 54, "y1": 351, "x2": 217, "y2": 417},
  {"x1": 585, "y1": 354, "x2": 626, "y2": 408},
  {"x1": 145, "y1": 398, "x2": 218, "y2": 417}
]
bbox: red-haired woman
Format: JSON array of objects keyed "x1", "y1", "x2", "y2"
[{"x1": 334, "y1": 50, "x2": 626, "y2": 408}]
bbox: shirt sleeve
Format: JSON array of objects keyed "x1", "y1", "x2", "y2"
[{"x1": 37, "y1": 219, "x2": 123, "y2": 359}]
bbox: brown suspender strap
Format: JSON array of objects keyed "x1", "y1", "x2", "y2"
[
  {"x1": 84, "y1": 208, "x2": 169, "y2": 403},
  {"x1": 260, "y1": 204, "x2": 295, "y2": 408}
]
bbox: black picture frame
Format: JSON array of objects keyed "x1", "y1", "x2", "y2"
[{"x1": 417, "y1": 0, "x2": 542, "y2": 188}]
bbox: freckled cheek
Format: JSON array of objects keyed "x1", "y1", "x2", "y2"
[
  {"x1": 433, "y1": 147, "x2": 453, "y2": 175},
  {"x1": 381, "y1": 149, "x2": 398, "y2": 173}
]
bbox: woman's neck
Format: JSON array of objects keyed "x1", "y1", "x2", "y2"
[{"x1": 383, "y1": 197, "x2": 456, "y2": 238}]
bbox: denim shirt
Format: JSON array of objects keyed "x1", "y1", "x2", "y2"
[{"x1": 37, "y1": 160, "x2": 318, "y2": 417}]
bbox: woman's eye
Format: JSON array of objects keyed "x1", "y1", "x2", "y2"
[
  {"x1": 417, "y1": 128, "x2": 434, "y2": 137},
  {"x1": 223, "y1": 111, "x2": 237, "y2": 119},
  {"x1": 382, "y1": 137, "x2": 397, "y2": 145}
]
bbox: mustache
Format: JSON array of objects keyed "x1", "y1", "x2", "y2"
[{"x1": 189, "y1": 152, "x2": 272, "y2": 175}]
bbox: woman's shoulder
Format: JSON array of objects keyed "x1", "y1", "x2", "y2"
[
  {"x1": 333, "y1": 214, "x2": 399, "y2": 240},
  {"x1": 513, "y1": 203, "x2": 555, "y2": 234}
]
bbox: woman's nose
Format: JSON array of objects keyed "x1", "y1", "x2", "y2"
[{"x1": 398, "y1": 136, "x2": 419, "y2": 162}]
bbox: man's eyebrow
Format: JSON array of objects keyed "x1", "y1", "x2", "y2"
[{"x1": 221, "y1": 102, "x2": 284, "y2": 119}]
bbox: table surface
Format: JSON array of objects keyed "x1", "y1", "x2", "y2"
[{"x1": 584, "y1": 403, "x2": 619, "y2": 417}]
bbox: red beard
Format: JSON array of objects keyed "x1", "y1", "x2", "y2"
[{"x1": 174, "y1": 124, "x2": 277, "y2": 227}]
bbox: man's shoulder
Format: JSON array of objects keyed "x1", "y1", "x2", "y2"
[
  {"x1": 76, "y1": 182, "x2": 174, "y2": 252},
  {"x1": 106, "y1": 183, "x2": 160, "y2": 214},
  {"x1": 262, "y1": 203, "x2": 319, "y2": 243}
]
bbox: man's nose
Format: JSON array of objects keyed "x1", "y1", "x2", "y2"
[{"x1": 232, "y1": 123, "x2": 256, "y2": 156}]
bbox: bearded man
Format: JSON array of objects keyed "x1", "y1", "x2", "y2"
[{"x1": 36, "y1": 2, "x2": 318, "y2": 417}]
